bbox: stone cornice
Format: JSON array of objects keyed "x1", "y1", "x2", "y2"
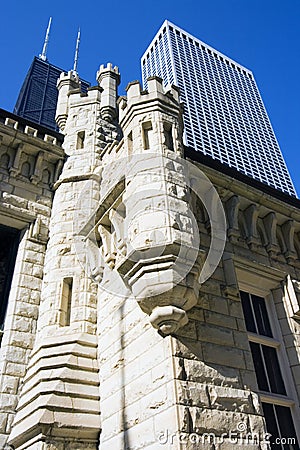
[
  {"x1": 0, "y1": 109, "x2": 64, "y2": 162},
  {"x1": 187, "y1": 152, "x2": 300, "y2": 224}
]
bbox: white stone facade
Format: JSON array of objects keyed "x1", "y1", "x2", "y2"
[{"x1": 0, "y1": 64, "x2": 299, "y2": 449}]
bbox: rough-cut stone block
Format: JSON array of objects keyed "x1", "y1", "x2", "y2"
[
  {"x1": 0, "y1": 375, "x2": 19, "y2": 395},
  {"x1": 204, "y1": 310, "x2": 237, "y2": 329},
  {"x1": 202, "y1": 342, "x2": 246, "y2": 369},
  {"x1": 177, "y1": 358, "x2": 241, "y2": 388},
  {"x1": 207, "y1": 385, "x2": 254, "y2": 413},
  {"x1": 0, "y1": 415, "x2": 7, "y2": 434},
  {"x1": 176, "y1": 380, "x2": 210, "y2": 408},
  {"x1": 196, "y1": 322, "x2": 234, "y2": 346}
]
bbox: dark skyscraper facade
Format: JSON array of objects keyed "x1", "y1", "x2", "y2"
[
  {"x1": 14, "y1": 57, "x2": 90, "y2": 131},
  {"x1": 141, "y1": 20, "x2": 296, "y2": 197}
]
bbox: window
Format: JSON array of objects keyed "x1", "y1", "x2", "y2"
[
  {"x1": 59, "y1": 277, "x2": 73, "y2": 326},
  {"x1": 0, "y1": 225, "x2": 20, "y2": 346},
  {"x1": 240, "y1": 291, "x2": 299, "y2": 449},
  {"x1": 76, "y1": 131, "x2": 85, "y2": 149},
  {"x1": 127, "y1": 131, "x2": 133, "y2": 154},
  {"x1": 163, "y1": 123, "x2": 174, "y2": 151},
  {"x1": 142, "y1": 121, "x2": 153, "y2": 150}
]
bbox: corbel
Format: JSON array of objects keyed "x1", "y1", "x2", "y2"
[
  {"x1": 221, "y1": 252, "x2": 240, "y2": 300},
  {"x1": 225, "y1": 195, "x2": 240, "y2": 243},
  {"x1": 282, "y1": 220, "x2": 297, "y2": 264},
  {"x1": 53, "y1": 159, "x2": 64, "y2": 184},
  {"x1": 263, "y1": 212, "x2": 280, "y2": 258},
  {"x1": 31, "y1": 151, "x2": 45, "y2": 185},
  {"x1": 109, "y1": 206, "x2": 126, "y2": 264},
  {"x1": 244, "y1": 204, "x2": 260, "y2": 250},
  {"x1": 9, "y1": 143, "x2": 23, "y2": 177}
]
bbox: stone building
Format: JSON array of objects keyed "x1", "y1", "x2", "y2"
[{"x1": 0, "y1": 63, "x2": 299, "y2": 449}]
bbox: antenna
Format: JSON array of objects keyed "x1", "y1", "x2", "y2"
[
  {"x1": 73, "y1": 28, "x2": 81, "y2": 73},
  {"x1": 39, "y1": 17, "x2": 52, "y2": 61}
]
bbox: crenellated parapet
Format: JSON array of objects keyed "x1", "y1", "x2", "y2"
[
  {"x1": 55, "y1": 65, "x2": 122, "y2": 184},
  {"x1": 118, "y1": 76, "x2": 184, "y2": 157},
  {"x1": 0, "y1": 110, "x2": 64, "y2": 228},
  {"x1": 55, "y1": 70, "x2": 82, "y2": 131}
]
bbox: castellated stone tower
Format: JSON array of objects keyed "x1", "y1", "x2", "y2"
[
  {"x1": 4, "y1": 62, "x2": 300, "y2": 449},
  {"x1": 8, "y1": 66, "x2": 121, "y2": 450}
]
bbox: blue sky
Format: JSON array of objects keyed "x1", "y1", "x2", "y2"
[{"x1": 0, "y1": 0, "x2": 299, "y2": 194}]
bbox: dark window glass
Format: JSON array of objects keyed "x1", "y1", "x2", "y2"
[
  {"x1": 262, "y1": 403, "x2": 299, "y2": 450},
  {"x1": 250, "y1": 342, "x2": 269, "y2": 392},
  {"x1": 0, "y1": 225, "x2": 20, "y2": 344},
  {"x1": 252, "y1": 294, "x2": 273, "y2": 337},
  {"x1": 240, "y1": 291, "x2": 256, "y2": 332},
  {"x1": 240, "y1": 291, "x2": 273, "y2": 337},
  {"x1": 262, "y1": 346, "x2": 286, "y2": 395},
  {"x1": 262, "y1": 403, "x2": 281, "y2": 449},
  {"x1": 250, "y1": 342, "x2": 286, "y2": 395},
  {"x1": 276, "y1": 405, "x2": 298, "y2": 445}
]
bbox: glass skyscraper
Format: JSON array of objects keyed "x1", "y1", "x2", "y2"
[
  {"x1": 14, "y1": 57, "x2": 90, "y2": 131},
  {"x1": 141, "y1": 20, "x2": 296, "y2": 197}
]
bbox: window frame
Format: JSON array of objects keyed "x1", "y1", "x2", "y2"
[
  {"x1": 238, "y1": 279, "x2": 300, "y2": 445},
  {"x1": 233, "y1": 255, "x2": 300, "y2": 443}
]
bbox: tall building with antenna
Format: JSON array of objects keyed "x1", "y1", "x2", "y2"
[
  {"x1": 14, "y1": 18, "x2": 89, "y2": 131},
  {"x1": 141, "y1": 20, "x2": 296, "y2": 197}
]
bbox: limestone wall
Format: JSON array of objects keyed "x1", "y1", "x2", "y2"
[
  {"x1": 0, "y1": 112, "x2": 64, "y2": 448},
  {"x1": 1, "y1": 68, "x2": 299, "y2": 449}
]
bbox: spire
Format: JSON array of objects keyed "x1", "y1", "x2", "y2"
[
  {"x1": 73, "y1": 28, "x2": 81, "y2": 74},
  {"x1": 39, "y1": 17, "x2": 52, "y2": 61}
]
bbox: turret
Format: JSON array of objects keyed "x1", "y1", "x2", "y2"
[
  {"x1": 8, "y1": 63, "x2": 117, "y2": 450},
  {"x1": 96, "y1": 63, "x2": 120, "y2": 121},
  {"x1": 96, "y1": 76, "x2": 200, "y2": 334},
  {"x1": 55, "y1": 70, "x2": 81, "y2": 131}
]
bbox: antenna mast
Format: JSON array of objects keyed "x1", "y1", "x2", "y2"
[
  {"x1": 39, "y1": 17, "x2": 52, "y2": 61},
  {"x1": 73, "y1": 28, "x2": 81, "y2": 73}
]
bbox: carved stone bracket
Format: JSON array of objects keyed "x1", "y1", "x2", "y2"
[
  {"x1": 221, "y1": 252, "x2": 240, "y2": 300},
  {"x1": 98, "y1": 224, "x2": 116, "y2": 269},
  {"x1": 244, "y1": 204, "x2": 260, "y2": 250},
  {"x1": 282, "y1": 220, "x2": 297, "y2": 264},
  {"x1": 226, "y1": 195, "x2": 240, "y2": 243},
  {"x1": 263, "y1": 212, "x2": 280, "y2": 258},
  {"x1": 9, "y1": 143, "x2": 23, "y2": 177},
  {"x1": 30, "y1": 151, "x2": 45, "y2": 185},
  {"x1": 150, "y1": 305, "x2": 188, "y2": 334}
]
